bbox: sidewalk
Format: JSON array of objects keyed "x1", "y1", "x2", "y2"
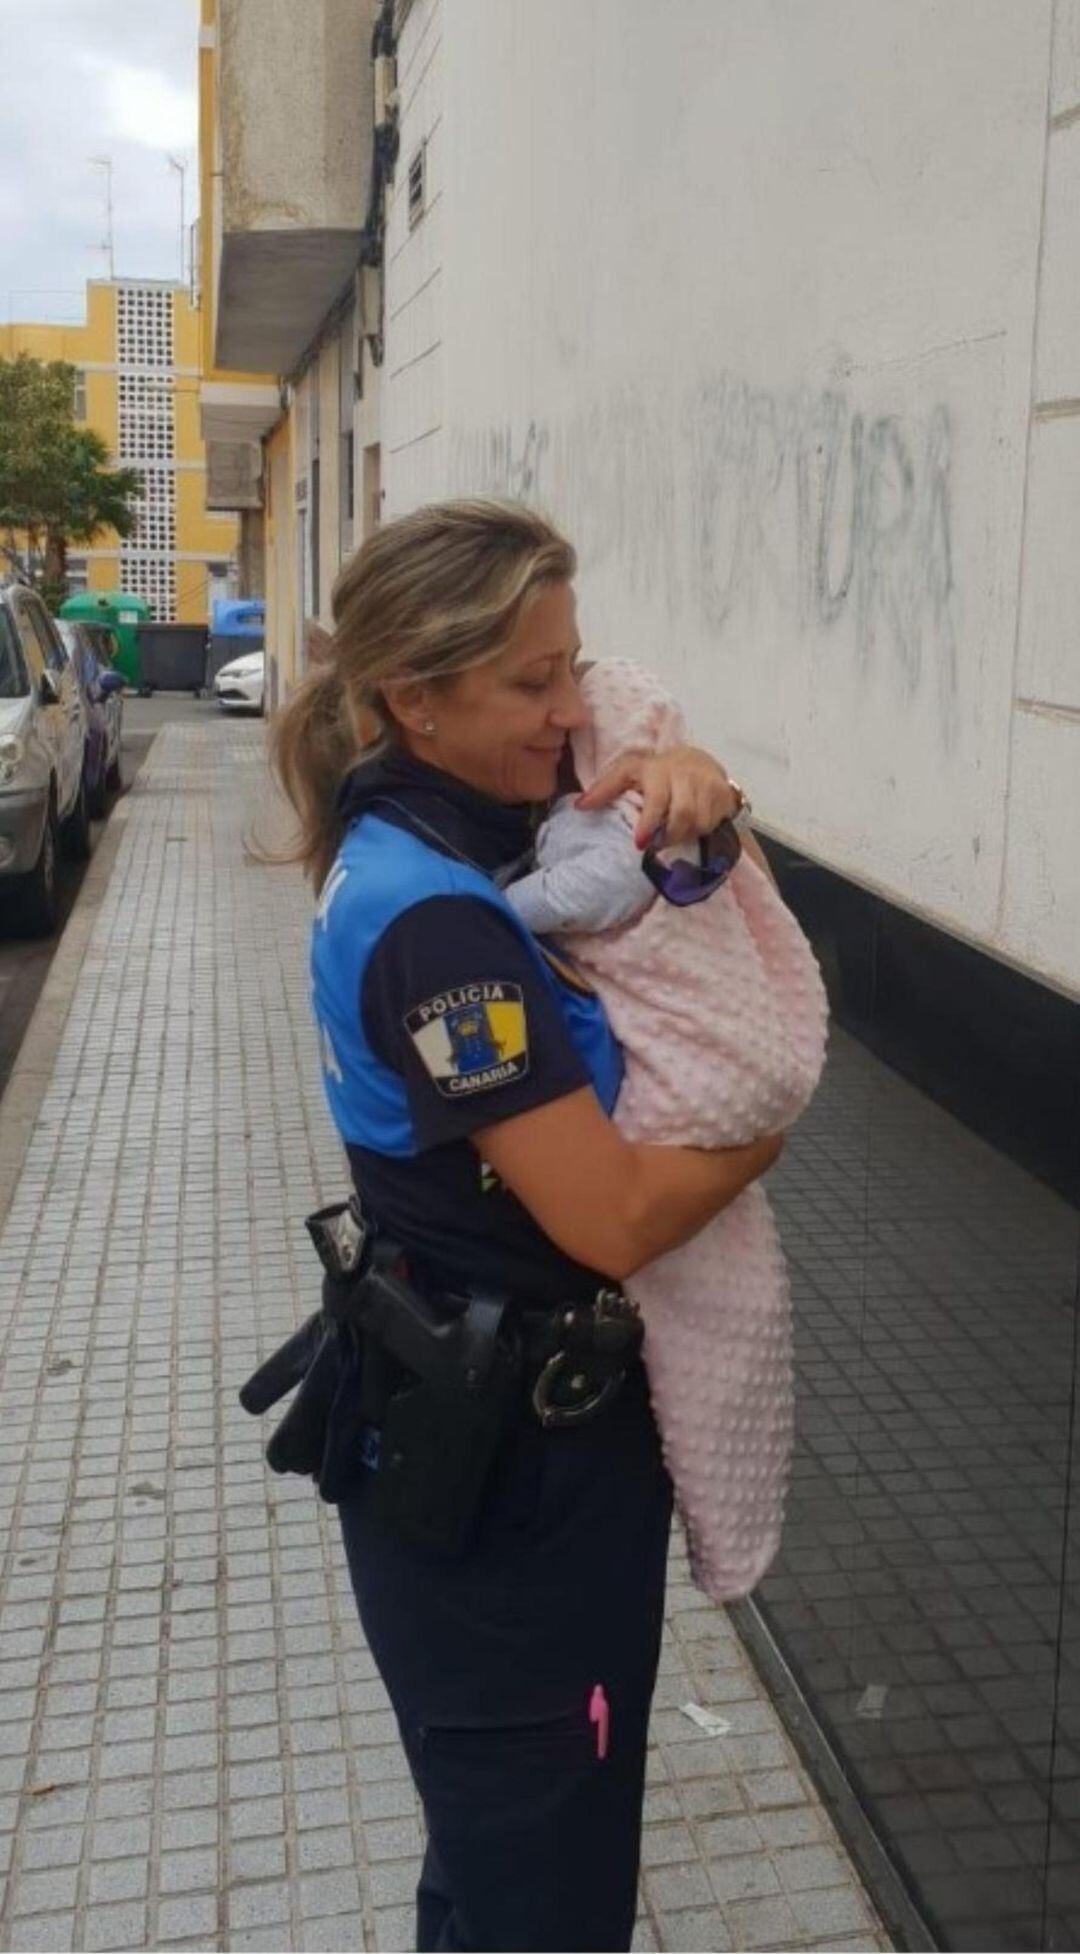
[{"x1": 0, "y1": 716, "x2": 890, "y2": 1954}]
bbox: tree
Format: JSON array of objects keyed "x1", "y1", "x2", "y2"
[{"x1": 0, "y1": 352, "x2": 143, "y2": 607}]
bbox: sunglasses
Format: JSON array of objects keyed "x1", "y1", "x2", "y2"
[{"x1": 641, "y1": 820, "x2": 742, "y2": 907}]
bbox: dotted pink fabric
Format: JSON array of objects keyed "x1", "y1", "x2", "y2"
[{"x1": 565, "y1": 660, "x2": 829, "y2": 1601}]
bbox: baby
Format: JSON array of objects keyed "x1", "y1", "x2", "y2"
[{"x1": 505, "y1": 658, "x2": 828, "y2": 1602}]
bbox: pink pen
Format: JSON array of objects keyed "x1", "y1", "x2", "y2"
[{"x1": 589, "y1": 1684, "x2": 610, "y2": 1760}]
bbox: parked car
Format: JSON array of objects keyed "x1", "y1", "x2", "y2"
[
  {"x1": 0, "y1": 582, "x2": 92, "y2": 933},
  {"x1": 213, "y1": 648, "x2": 265, "y2": 713},
  {"x1": 56, "y1": 620, "x2": 125, "y2": 816},
  {"x1": 80, "y1": 621, "x2": 125, "y2": 794}
]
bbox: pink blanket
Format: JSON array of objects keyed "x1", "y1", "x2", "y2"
[{"x1": 564, "y1": 660, "x2": 828, "y2": 1601}]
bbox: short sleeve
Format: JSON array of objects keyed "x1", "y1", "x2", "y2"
[{"x1": 361, "y1": 895, "x2": 590, "y2": 1149}]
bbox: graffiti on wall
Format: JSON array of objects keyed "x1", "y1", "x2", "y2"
[{"x1": 450, "y1": 374, "x2": 958, "y2": 741}]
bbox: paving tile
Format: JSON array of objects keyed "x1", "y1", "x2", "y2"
[
  {"x1": 707, "y1": 1851, "x2": 782, "y2": 1906},
  {"x1": 299, "y1": 1914, "x2": 367, "y2": 1952},
  {"x1": 300, "y1": 1867, "x2": 363, "y2": 1919},
  {"x1": 788, "y1": 1884, "x2": 877, "y2": 1938},
  {"x1": 230, "y1": 1831, "x2": 288, "y2": 1881},
  {"x1": 372, "y1": 1903, "x2": 417, "y2": 1950},
  {"x1": 11, "y1": 1866, "x2": 81, "y2": 1917},
  {"x1": 81, "y1": 1901, "x2": 148, "y2": 1951},
  {"x1": 159, "y1": 1847, "x2": 219, "y2": 1894},
  {"x1": 88, "y1": 1857, "x2": 149, "y2": 1904},
  {"x1": 7, "y1": 1913, "x2": 77, "y2": 1952},
  {"x1": 724, "y1": 1892, "x2": 802, "y2": 1949},
  {"x1": 775, "y1": 1842, "x2": 854, "y2": 1893},
  {"x1": 227, "y1": 1879, "x2": 292, "y2": 1929},
  {"x1": 645, "y1": 1860, "x2": 716, "y2": 1912},
  {"x1": 157, "y1": 1891, "x2": 220, "y2": 1943},
  {"x1": 20, "y1": 1826, "x2": 84, "y2": 1871},
  {"x1": 656, "y1": 1905, "x2": 736, "y2": 1951}
]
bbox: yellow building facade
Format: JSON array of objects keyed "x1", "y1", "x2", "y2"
[{"x1": 1, "y1": 279, "x2": 240, "y2": 622}]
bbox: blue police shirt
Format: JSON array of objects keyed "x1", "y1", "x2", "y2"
[{"x1": 311, "y1": 748, "x2": 625, "y2": 1304}]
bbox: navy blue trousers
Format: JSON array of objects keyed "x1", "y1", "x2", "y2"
[{"x1": 338, "y1": 1361, "x2": 673, "y2": 1952}]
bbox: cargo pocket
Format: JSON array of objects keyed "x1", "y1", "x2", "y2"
[
  {"x1": 420, "y1": 1704, "x2": 594, "y2": 1762},
  {"x1": 414, "y1": 1704, "x2": 631, "y2": 1953},
  {"x1": 416, "y1": 1703, "x2": 601, "y2": 1826}
]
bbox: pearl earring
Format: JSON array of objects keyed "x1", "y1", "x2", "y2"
[{"x1": 420, "y1": 719, "x2": 435, "y2": 735}]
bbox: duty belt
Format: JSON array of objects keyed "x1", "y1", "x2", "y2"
[
  {"x1": 307, "y1": 1196, "x2": 644, "y2": 1431},
  {"x1": 238, "y1": 1197, "x2": 646, "y2": 1551}
]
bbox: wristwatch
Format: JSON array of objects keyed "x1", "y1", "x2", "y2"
[{"x1": 729, "y1": 779, "x2": 753, "y2": 835}]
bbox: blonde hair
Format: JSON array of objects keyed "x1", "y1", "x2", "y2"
[{"x1": 270, "y1": 498, "x2": 576, "y2": 890}]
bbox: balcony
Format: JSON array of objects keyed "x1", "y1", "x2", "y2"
[
  {"x1": 214, "y1": 0, "x2": 379, "y2": 375},
  {"x1": 200, "y1": 380, "x2": 281, "y2": 509}
]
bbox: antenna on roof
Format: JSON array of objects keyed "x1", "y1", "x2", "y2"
[{"x1": 89, "y1": 156, "x2": 115, "y2": 280}]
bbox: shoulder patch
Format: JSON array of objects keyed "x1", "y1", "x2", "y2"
[{"x1": 404, "y1": 981, "x2": 529, "y2": 1098}]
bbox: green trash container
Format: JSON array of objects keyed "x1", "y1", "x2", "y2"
[{"x1": 59, "y1": 591, "x2": 152, "y2": 690}]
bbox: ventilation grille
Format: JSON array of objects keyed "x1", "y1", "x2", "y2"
[
  {"x1": 118, "y1": 375, "x2": 175, "y2": 462},
  {"x1": 114, "y1": 285, "x2": 177, "y2": 620},
  {"x1": 117, "y1": 284, "x2": 174, "y2": 369},
  {"x1": 119, "y1": 548, "x2": 177, "y2": 622}
]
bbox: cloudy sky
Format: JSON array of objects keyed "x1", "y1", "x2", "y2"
[{"x1": 1, "y1": 0, "x2": 199, "y2": 324}]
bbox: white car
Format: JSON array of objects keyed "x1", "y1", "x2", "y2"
[
  {"x1": 213, "y1": 650, "x2": 265, "y2": 714},
  {"x1": 1, "y1": 583, "x2": 92, "y2": 933}
]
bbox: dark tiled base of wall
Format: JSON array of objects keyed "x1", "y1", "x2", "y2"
[
  {"x1": 752, "y1": 841, "x2": 1080, "y2": 1951},
  {"x1": 763, "y1": 839, "x2": 1080, "y2": 1209}
]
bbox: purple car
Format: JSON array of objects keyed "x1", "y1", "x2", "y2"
[{"x1": 56, "y1": 620, "x2": 125, "y2": 817}]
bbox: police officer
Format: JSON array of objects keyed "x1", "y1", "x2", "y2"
[{"x1": 268, "y1": 499, "x2": 783, "y2": 1953}]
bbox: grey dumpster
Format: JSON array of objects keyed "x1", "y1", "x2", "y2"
[{"x1": 136, "y1": 624, "x2": 209, "y2": 696}]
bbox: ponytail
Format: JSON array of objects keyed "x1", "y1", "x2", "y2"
[{"x1": 268, "y1": 669, "x2": 352, "y2": 893}]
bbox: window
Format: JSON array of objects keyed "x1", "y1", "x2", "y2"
[
  {"x1": 338, "y1": 314, "x2": 357, "y2": 558},
  {"x1": 31, "y1": 599, "x2": 68, "y2": 673},
  {"x1": 14, "y1": 600, "x2": 47, "y2": 680},
  {"x1": 408, "y1": 143, "x2": 426, "y2": 229},
  {"x1": 311, "y1": 456, "x2": 321, "y2": 620},
  {"x1": 363, "y1": 443, "x2": 382, "y2": 535},
  {"x1": 72, "y1": 369, "x2": 87, "y2": 420},
  {"x1": 66, "y1": 556, "x2": 89, "y2": 595},
  {"x1": 0, "y1": 611, "x2": 27, "y2": 699},
  {"x1": 342, "y1": 430, "x2": 356, "y2": 526}
]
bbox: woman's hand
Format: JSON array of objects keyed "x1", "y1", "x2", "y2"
[{"x1": 575, "y1": 744, "x2": 741, "y2": 849}]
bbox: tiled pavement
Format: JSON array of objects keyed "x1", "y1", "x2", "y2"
[
  {"x1": 761, "y1": 1019, "x2": 1080, "y2": 1952},
  {"x1": 0, "y1": 715, "x2": 890, "y2": 1953}
]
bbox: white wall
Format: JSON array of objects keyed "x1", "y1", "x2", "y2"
[
  {"x1": 388, "y1": 0, "x2": 1079, "y2": 998},
  {"x1": 383, "y1": 0, "x2": 445, "y2": 511}
]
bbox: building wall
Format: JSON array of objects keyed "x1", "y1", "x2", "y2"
[
  {"x1": 2, "y1": 280, "x2": 240, "y2": 623},
  {"x1": 257, "y1": 269, "x2": 389, "y2": 698},
  {"x1": 383, "y1": 0, "x2": 445, "y2": 513},
  {"x1": 197, "y1": 0, "x2": 280, "y2": 564},
  {"x1": 385, "y1": 0, "x2": 1078, "y2": 1000}
]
